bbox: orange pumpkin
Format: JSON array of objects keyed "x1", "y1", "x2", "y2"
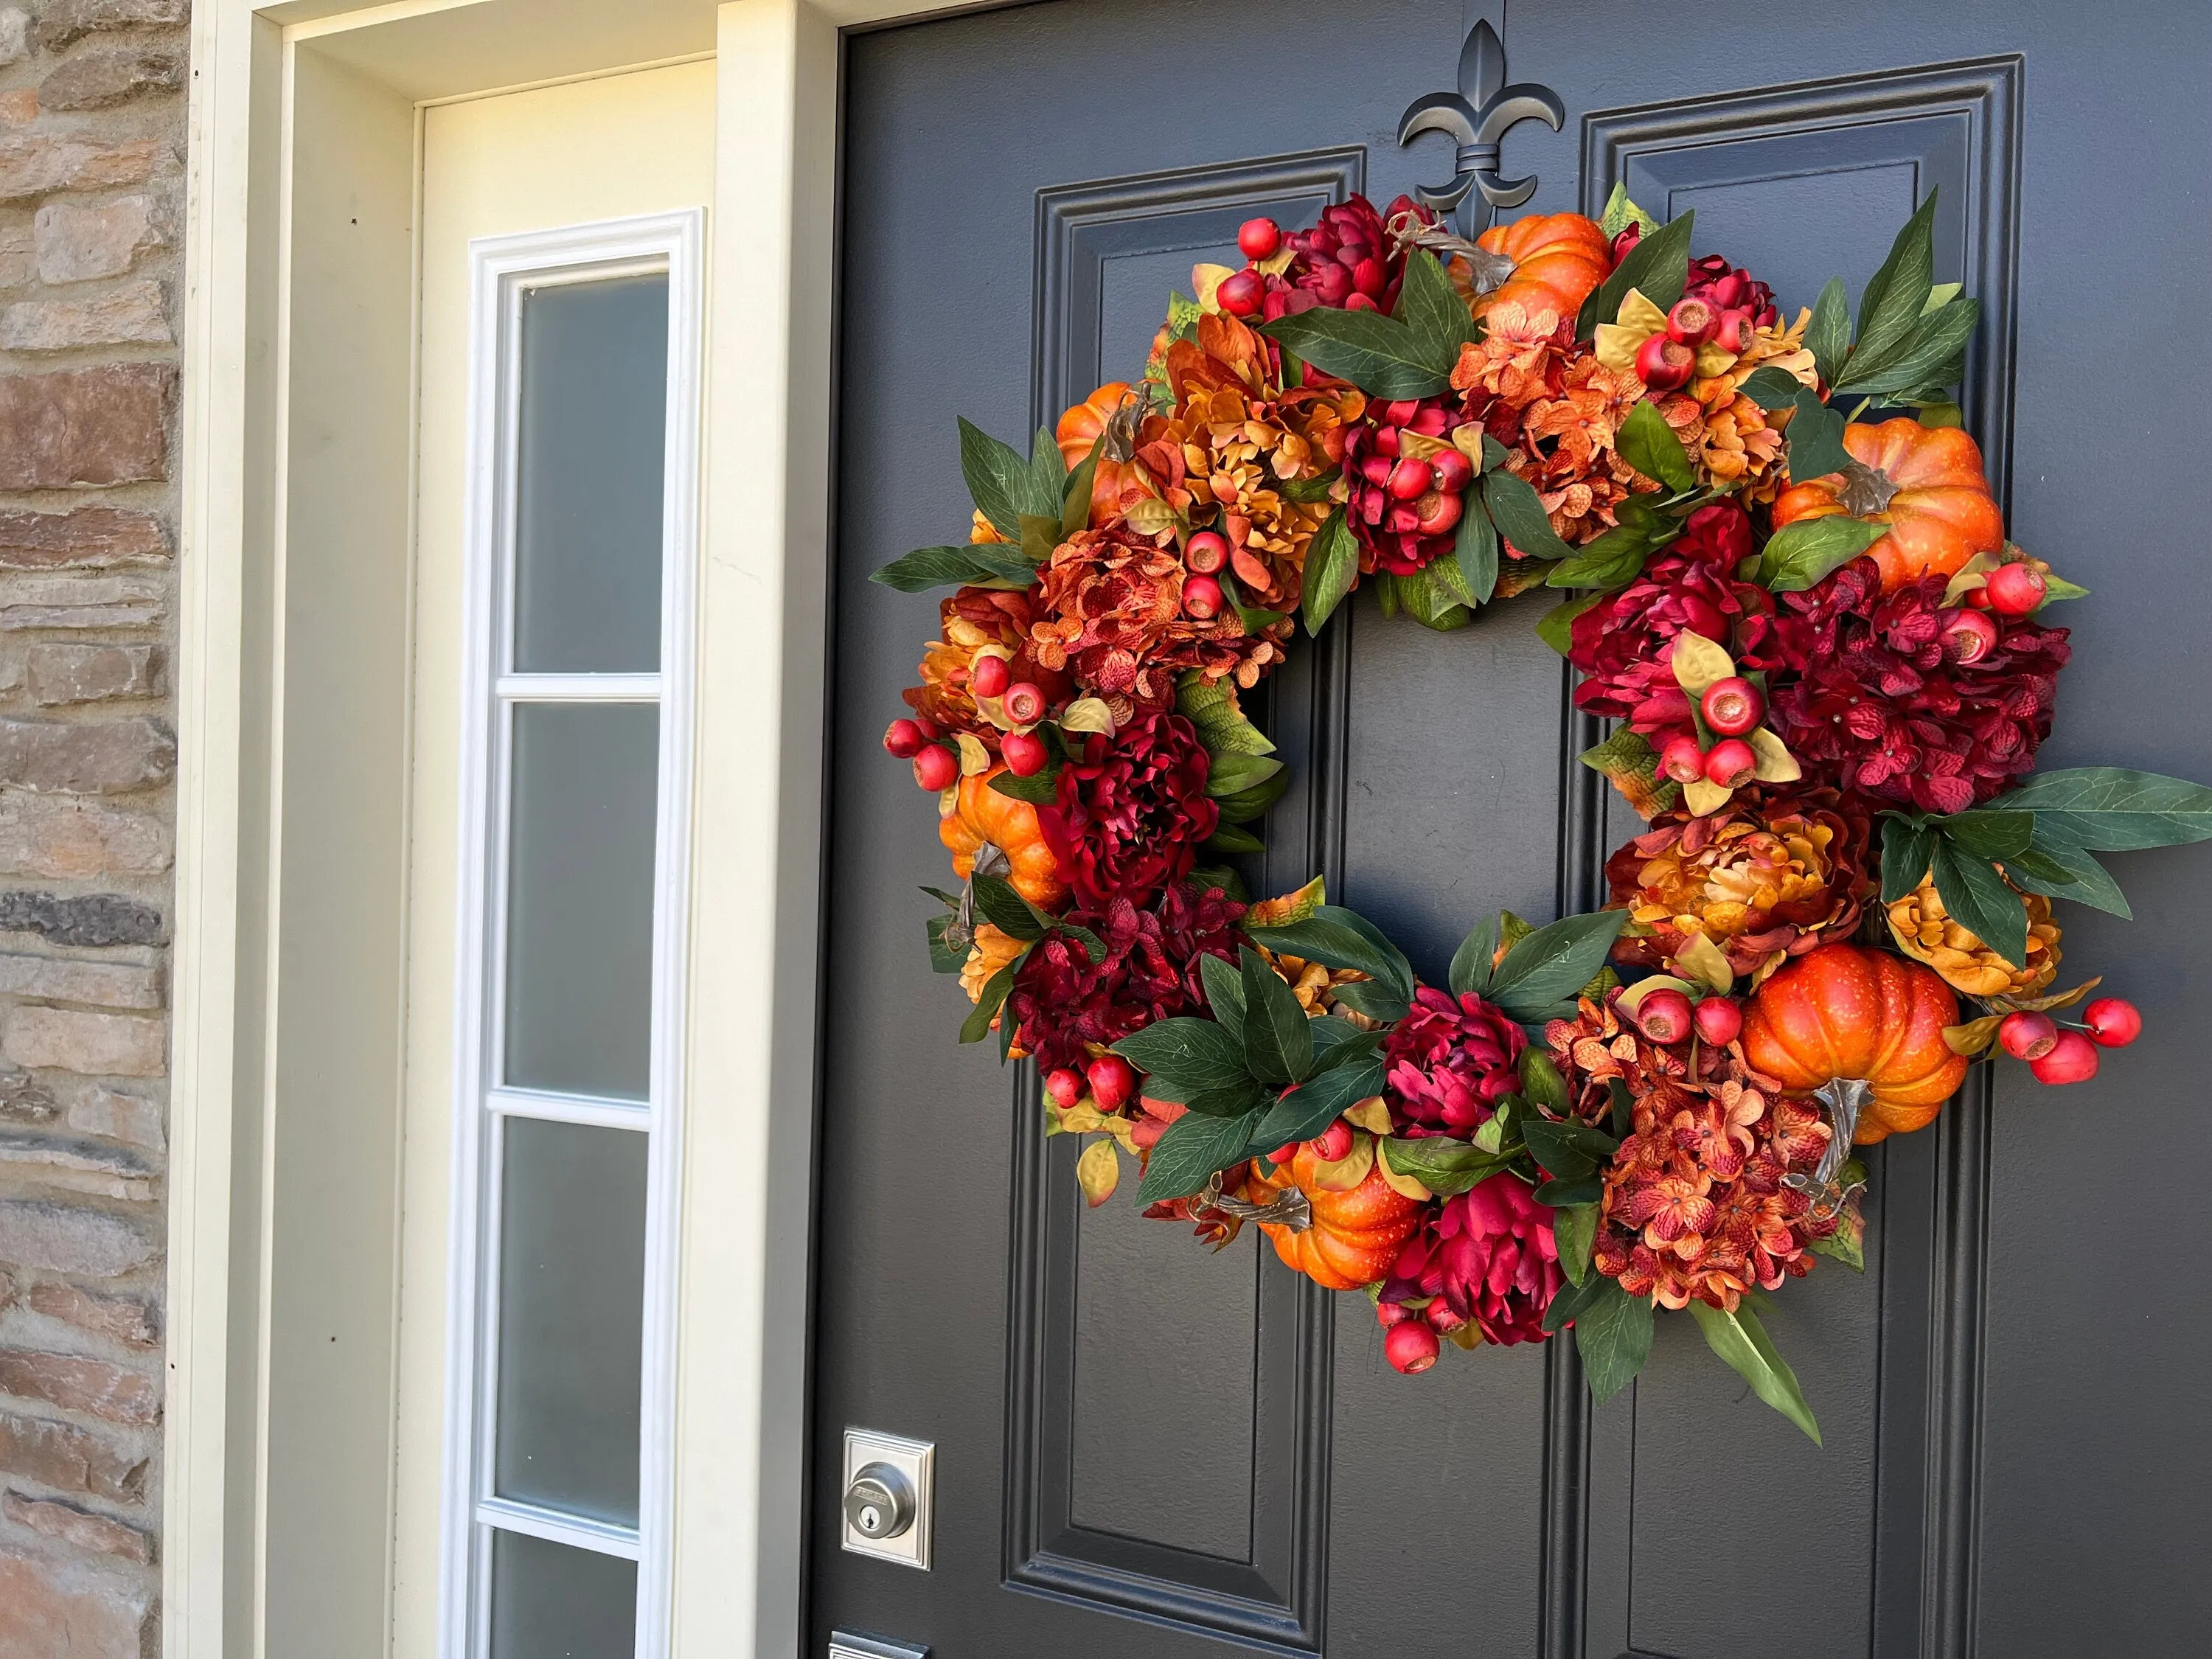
[
  {"x1": 1770, "y1": 418, "x2": 2005, "y2": 592},
  {"x1": 1056, "y1": 382, "x2": 1147, "y2": 525},
  {"x1": 1741, "y1": 943, "x2": 1969, "y2": 1144},
  {"x1": 1244, "y1": 1144, "x2": 1424, "y2": 1291},
  {"x1": 1470, "y1": 212, "x2": 1613, "y2": 323},
  {"x1": 939, "y1": 768, "x2": 1068, "y2": 910}
]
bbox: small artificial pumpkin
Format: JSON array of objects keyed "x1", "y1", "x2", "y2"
[
  {"x1": 1770, "y1": 417, "x2": 2005, "y2": 593},
  {"x1": 1467, "y1": 212, "x2": 1613, "y2": 323},
  {"x1": 1244, "y1": 1143, "x2": 1424, "y2": 1291},
  {"x1": 1056, "y1": 381, "x2": 1148, "y2": 525},
  {"x1": 939, "y1": 767, "x2": 1068, "y2": 910},
  {"x1": 1740, "y1": 942, "x2": 1969, "y2": 1144}
]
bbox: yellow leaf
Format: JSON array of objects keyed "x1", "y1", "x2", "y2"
[
  {"x1": 1942, "y1": 551, "x2": 2003, "y2": 606},
  {"x1": 1747, "y1": 727, "x2": 1801, "y2": 784},
  {"x1": 1077, "y1": 1138, "x2": 1120, "y2": 1208},
  {"x1": 1668, "y1": 630, "x2": 1736, "y2": 697},
  {"x1": 1594, "y1": 288, "x2": 1666, "y2": 375},
  {"x1": 1446, "y1": 1320, "x2": 1484, "y2": 1351},
  {"x1": 1248, "y1": 874, "x2": 1326, "y2": 927},
  {"x1": 1192, "y1": 262, "x2": 1235, "y2": 314},
  {"x1": 1060, "y1": 697, "x2": 1116, "y2": 735},
  {"x1": 1374, "y1": 1138, "x2": 1433, "y2": 1203},
  {"x1": 1256, "y1": 246, "x2": 1297, "y2": 279},
  {"x1": 1694, "y1": 339, "x2": 1740, "y2": 377},
  {"x1": 1124, "y1": 496, "x2": 1178, "y2": 538},
  {"x1": 1399, "y1": 429, "x2": 1453, "y2": 460},
  {"x1": 1451, "y1": 425, "x2": 1488, "y2": 463},
  {"x1": 938, "y1": 783, "x2": 961, "y2": 816},
  {"x1": 1311, "y1": 1134, "x2": 1374, "y2": 1192},
  {"x1": 1672, "y1": 931, "x2": 1735, "y2": 996},
  {"x1": 1617, "y1": 974, "x2": 1697, "y2": 1019},
  {"x1": 1344, "y1": 1096, "x2": 1392, "y2": 1136},
  {"x1": 1682, "y1": 776, "x2": 1733, "y2": 816},
  {"x1": 956, "y1": 732, "x2": 992, "y2": 774},
  {"x1": 1942, "y1": 1015, "x2": 2003, "y2": 1057},
  {"x1": 1055, "y1": 1102, "x2": 1107, "y2": 1135}
]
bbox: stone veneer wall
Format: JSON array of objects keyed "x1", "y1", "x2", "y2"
[{"x1": 0, "y1": 0, "x2": 187, "y2": 1653}]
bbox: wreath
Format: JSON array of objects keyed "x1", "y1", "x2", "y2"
[{"x1": 872, "y1": 186, "x2": 2212, "y2": 1440}]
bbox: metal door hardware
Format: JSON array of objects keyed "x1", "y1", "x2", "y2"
[
  {"x1": 828, "y1": 1635, "x2": 929, "y2": 1659},
  {"x1": 840, "y1": 1429, "x2": 933, "y2": 1569}
]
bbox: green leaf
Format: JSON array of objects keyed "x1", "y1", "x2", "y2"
[
  {"x1": 1198, "y1": 951, "x2": 1247, "y2": 1037},
  {"x1": 1018, "y1": 512, "x2": 1063, "y2": 566},
  {"x1": 1879, "y1": 816, "x2": 1937, "y2": 903},
  {"x1": 1686, "y1": 1301, "x2": 1822, "y2": 1444},
  {"x1": 1836, "y1": 297, "x2": 1979, "y2": 398},
  {"x1": 1599, "y1": 181, "x2": 1659, "y2": 241},
  {"x1": 1309, "y1": 1016, "x2": 1379, "y2": 1069},
  {"x1": 1061, "y1": 431, "x2": 1102, "y2": 537},
  {"x1": 1137, "y1": 1107, "x2": 1265, "y2": 1203},
  {"x1": 1110, "y1": 1017, "x2": 1253, "y2": 1099},
  {"x1": 1575, "y1": 1280, "x2": 1657, "y2": 1406},
  {"x1": 1029, "y1": 423, "x2": 1068, "y2": 517},
  {"x1": 925, "y1": 912, "x2": 969, "y2": 975},
  {"x1": 2038, "y1": 573, "x2": 2090, "y2": 607},
  {"x1": 1783, "y1": 387, "x2": 1851, "y2": 484},
  {"x1": 1487, "y1": 911, "x2": 1630, "y2": 1023},
  {"x1": 1480, "y1": 434, "x2": 1510, "y2": 473},
  {"x1": 2004, "y1": 828, "x2": 2130, "y2": 919},
  {"x1": 1520, "y1": 1049, "x2": 1570, "y2": 1114},
  {"x1": 1213, "y1": 765, "x2": 1290, "y2": 825},
  {"x1": 1178, "y1": 671, "x2": 1276, "y2": 757},
  {"x1": 1483, "y1": 469, "x2": 1574, "y2": 561},
  {"x1": 1617, "y1": 400, "x2": 1697, "y2": 493},
  {"x1": 1456, "y1": 497, "x2": 1500, "y2": 605},
  {"x1": 1278, "y1": 467, "x2": 1341, "y2": 504},
  {"x1": 1534, "y1": 1175, "x2": 1604, "y2": 1208},
  {"x1": 1536, "y1": 591, "x2": 1606, "y2": 656},
  {"x1": 1300, "y1": 506, "x2": 1360, "y2": 635},
  {"x1": 1521, "y1": 1116, "x2": 1618, "y2": 1181},
  {"x1": 1851, "y1": 190, "x2": 1938, "y2": 376},
  {"x1": 1330, "y1": 979, "x2": 1413, "y2": 1024},
  {"x1": 1379, "y1": 1138, "x2": 1517, "y2": 1198},
  {"x1": 1941, "y1": 810, "x2": 2034, "y2": 861},
  {"x1": 1391, "y1": 561, "x2": 1475, "y2": 631},
  {"x1": 1804, "y1": 276, "x2": 1851, "y2": 389},
  {"x1": 1555, "y1": 1203, "x2": 1599, "y2": 1287},
  {"x1": 1545, "y1": 524, "x2": 1652, "y2": 591},
  {"x1": 869, "y1": 543, "x2": 1036, "y2": 593},
  {"x1": 1980, "y1": 767, "x2": 2212, "y2": 851},
  {"x1": 959, "y1": 953, "x2": 1024, "y2": 1044},
  {"x1": 959, "y1": 417, "x2": 1052, "y2": 539},
  {"x1": 1759, "y1": 514, "x2": 1888, "y2": 593},
  {"x1": 1541, "y1": 1267, "x2": 1610, "y2": 1334},
  {"x1": 1577, "y1": 209, "x2": 1694, "y2": 340},
  {"x1": 1393, "y1": 246, "x2": 1479, "y2": 362},
  {"x1": 1257, "y1": 307, "x2": 1452, "y2": 400},
  {"x1": 990, "y1": 768, "x2": 1060, "y2": 805},
  {"x1": 1930, "y1": 838, "x2": 2028, "y2": 970},
  {"x1": 1177, "y1": 1082, "x2": 1270, "y2": 1118},
  {"x1": 1448, "y1": 914, "x2": 1500, "y2": 998},
  {"x1": 1206, "y1": 753, "x2": 1283, "y2": 801},
  {"x1": 1254, "y1": 1054, "x2": 1386, "y2": 1150},
  {"x1": 1738, "y1": 364, "x2": 1806, "y2": 412},
  {"x1": 1204, "y1": 823, "x2": 1266, "y2": 856},
  {"x1": 1245, "y1": 904, "x2": 1416, "y2": 998},
  {"x1": 1239, "y1": 946, "x2": 1314, "y2": 1087},
  {"x1": 970, "y1": 873, "x2": 1045, "y2": 942}
]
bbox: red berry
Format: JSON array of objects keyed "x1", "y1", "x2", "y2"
[
  {"x1": 1424, "y1": 1301, "x2": 1469, "y2": 1335},
  {"x1": 1431, "y1": 448, "x2": 1475, "y2": 493},
  {"x1": 2082, "y1": 997, "x2": 2143, "y2": 1048},
  {"x1": 1693, "y1": 996, "x2": 1742, "y2": 1046},
  {"x1": 1387, "y1": 457, "x2": 1433, "y2": 501},
  {"x1": 1985, "y1": 561, "x2": 2047, "y2": 616},
  {"x1": 1632, "y1": 987, "x2": 1694, "y2": 1045},
  {"x1": 912, "y1": 745, "x2": 959, "y2": 792},
  {"x1": 969, "y1": 653, "x2": 1011, "y2": 699},
  {"x1": 1385, "y1": 1320, "x2": 1441, "y2": 1375},
  {"x1": 883, "y1": 717, "x2": 925, "y2": 759},
  {"x1": 1997, "y1": 1010, "x2": 2059, "y2": 1061},
  {"x1": 1269, "y1": 1141, "x2": 1302, "y2": 1167},
  {"x1": 1217, "y1": 268, "x2": 1264, "y2": 317},
  {"x1": 1635, "y1": 333, "x2": 1695, "y2": 392},
  {"x1": 1964, "y1": 586, "x2": 1993, "y2": 610},
  {"x1": 1183, "y1": 574, "x2": 1225, "y2": 620},
  {"x1": 1376, "y1": 1299, "x2": 1417, "y2": 1328},
  {"x1": 1001, "y1": 681, "x2": 1046, "y2": 725},
  {"x1": 1659, "y1": 733, "x2": 1707, "y2": 785},
  {"x1": 1001, "y1": 730, "x2": 1048, "y2": 777},
  {"x1": 1044, "y1": 1068, "x2": 1084, "y2": 1109},
  {"x1": 1237, "y1": 217, "x2": 1281, "y2": 261},
  {"x1": 1413, "y1": 490, "x2": 1464, "y2": 537},
  {"x1": 1703, "y1": 737, "x2": 1757, "y2": 789},
  {"x1": 1938, "y1": 607, "x2": 2000, "y2": 665},
  {"x1": 1087, "y1": 1054, "x2": 1136, "y2": 1113},
  {"x1": 1699, "y1": 676, "x2": 1764, "y2": 737},
  {"x1": 1184, "y1": 529, "x2": 1229, "y2": 574},
  {"x1": 1666, "y1": 296, "x2": 1717, "y2": 347},
  {"x1": 1714, "y1": 308, "x2": 1756, "y2": 355},
  {"x1": 1310, "y1": 1120, "x2": 1354, "y2": 1163},
  {"x1": 2029, "y1": 1029, "x2": 2101, "y2": 1085}
]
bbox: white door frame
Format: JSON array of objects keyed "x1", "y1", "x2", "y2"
[{"x1": 173, "y1": 1, "x2": 939, "y2": 1655}]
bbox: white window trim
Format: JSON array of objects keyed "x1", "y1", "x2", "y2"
[{"x1": 442, "y1": 207, "x2": 705, "y2": 1659}]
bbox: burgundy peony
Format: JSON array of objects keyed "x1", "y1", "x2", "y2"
[
  {"x1": 1006, "y1": 881, "x2": 1245, "y2": 1075},
  {"x1": 1763, "y1": 557, "x2": 2070, "y2": 814},
  {"x1": 1381, "y1": 1172, "x2": 1562, "y2": 1345},
  {"x1": 1382, "y1": 984, "x2": 1527, "y2": 1138},
  {"x1": 1259, "y1": 192, "x2": 1433, "y2": 321},
  {"x1": 1610, "y1": 225, "x2": 1779, "y2": 329},
  {"x1": 1568, "y1": 499, "x2": 1775, "y2": 731},
  {"x1": 1340, "y1": 397, "x2": 1475, "y2": 576},
  {"x1": 1037, "y1": 712, "x2": 1220, "y2": 911}
]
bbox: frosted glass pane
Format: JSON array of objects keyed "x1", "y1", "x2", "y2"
[
  {"x1": 503, "y1": 702, "x2": 658, "y2": 1099},
  {"x1": 488, "y1": 1529, "x2": 636, "y2": 1659},
  {"x1": 493, "y1": 1117, "x2": 647, "y2": 1523},
  {"x1": 513, "y1": 274, "x2": 667, "y2": 672}
]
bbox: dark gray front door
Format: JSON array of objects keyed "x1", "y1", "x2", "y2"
[{"x1": 815, "y1": 4, "x2": 2212, "y2": 1655}]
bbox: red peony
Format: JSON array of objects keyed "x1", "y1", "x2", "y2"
[
  {"x1": 1763, "y1": 557, "x2": 2070, "y2": 814},
  {"x1": 1259, "y1": 193, "x2": 1433, "y2": 321},
  {"x1": 1340, "y1": 397, "x2": 1475, "y2": 575},
  {"x1": 1382, "y1": 984, "x2": 1527, "y2": 1137},
  {"x1": 1567, "y1": 499, "x2": 1777, "y2": 731},
  {"x1": 1037, "y1": 712, "x2": 1220, "y2": 911},
  {"x1": 1381, "y1": 1172, "x2": 1562, "y2": 1345},
  {"x1": 1006, "y1": 880, "x2": 1246, "y2": 1075}
]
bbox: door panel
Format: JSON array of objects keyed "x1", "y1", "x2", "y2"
[{"x1": 819, "y1": 4, "x2": 2212, "y2": 1656}]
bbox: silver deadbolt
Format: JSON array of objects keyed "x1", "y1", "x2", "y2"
[{"x1": 844, "y1": 1462, "x2": 916, "y2": 1541}]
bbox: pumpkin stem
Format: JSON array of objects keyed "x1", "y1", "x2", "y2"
[
  {"x1": 1197, "y1": 1171, "x2": 1313, "y2": 1232},
  {"x1": 1784, "y1": 1077, "x2": 1873, "y2": 1221},
  {"x1": 1384, "y1": 208, "x2": 1515, "y2": 299},
  {"x1": 1835, "y1": 458, "x2": 1899, "y2": 517}
]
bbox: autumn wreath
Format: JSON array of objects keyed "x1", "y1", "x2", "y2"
[{"x1": 874, "y1": 187, "x2": 2210, "y2": 1439}]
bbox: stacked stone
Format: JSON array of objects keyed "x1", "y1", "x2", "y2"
[{"x1": 0, "y1": 0, "x2": 184, "y2": 1651}]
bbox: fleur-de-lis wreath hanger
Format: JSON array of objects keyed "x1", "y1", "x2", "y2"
[{"x1": 1397, "y1": 18, "x2": 1565, "y2": 237}]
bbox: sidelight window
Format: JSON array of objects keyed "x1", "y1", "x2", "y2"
[{"x1": 444, "y1": 213, "x2": 701, "y2": 1659}]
